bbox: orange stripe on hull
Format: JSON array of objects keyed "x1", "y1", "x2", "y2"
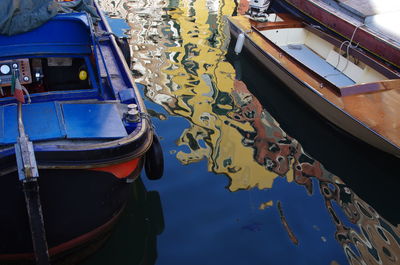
[{"x1": 91, "y1": 158, "x2": 141, "y2": 179}]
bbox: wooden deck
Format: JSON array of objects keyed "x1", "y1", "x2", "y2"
[{"x1": 228, "y1": 15, "x2": 400, "y2": 155}]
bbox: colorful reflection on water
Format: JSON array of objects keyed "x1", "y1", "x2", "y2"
[{"x1": 97, "y1": 0, "x2": 400, "y2": 264}]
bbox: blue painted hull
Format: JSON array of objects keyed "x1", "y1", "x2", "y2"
[{"x1": 0, "y1": 1, "x2": 161, "y2": 261}]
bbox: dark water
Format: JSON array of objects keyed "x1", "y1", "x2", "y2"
[
  {"x1": 227, "y1": 46, "x2": 400, "y2": 223},
  {"x1": 84, "y1": 1, "x2": 400, "y2": 264}
]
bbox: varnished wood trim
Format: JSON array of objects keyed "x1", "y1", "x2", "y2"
[{"x1": 340, "y1": 79, "x2": 400, "y2": 97}]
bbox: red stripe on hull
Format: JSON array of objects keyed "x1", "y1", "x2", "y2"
[{"x1": 0, "y1": 206, "x2": 125, "y2": 262}]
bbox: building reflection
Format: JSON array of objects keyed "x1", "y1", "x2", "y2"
[{"x1": 99, "y1": 0, "x2": 400, "y2": 264}]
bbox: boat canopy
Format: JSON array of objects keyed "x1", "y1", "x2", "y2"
[
  {"x1": 0, "y1": 0, "x2": 98, "y2": 36},
  {"x1": 0, "y1": 0, "x2": 101, "y2": 58},
  {"x1": 0, "y1": 13, "x2": 95, "y2": 58}
]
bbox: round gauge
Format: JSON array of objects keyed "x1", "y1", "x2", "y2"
[{"x1": 0, "y1": 65, "x2": 11, "y2": 75}]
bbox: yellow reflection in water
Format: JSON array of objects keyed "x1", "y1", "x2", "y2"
[
  {"x1": 100, "y1": 0, "x2": 282, "y2": 191},
  {"x1": 259, "y1": 200, "x2": 274, "y2": 210},
  {"x1": 160, "y1": 0, "x2": 282, "y2": 191}
]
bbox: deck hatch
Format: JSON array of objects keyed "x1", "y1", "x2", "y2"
[
  {"x1": 61, "y1": 103, "x2": 127, "y2": 139},
  {"x1": 0, "y1": 102, "x2": 66, "y2": 144}
]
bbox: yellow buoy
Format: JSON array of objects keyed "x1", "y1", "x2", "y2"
[{"x1": 79, "y1": 70, "x2": 88, "y2": 81}]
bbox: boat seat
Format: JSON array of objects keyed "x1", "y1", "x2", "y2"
[{"x1": 281, "y1": 44, "x2": 355, "y2": 87}]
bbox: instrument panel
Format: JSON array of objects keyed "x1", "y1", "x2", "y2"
[{"x1": 0, "y1": 59, "x2": 32, "y2": 87}]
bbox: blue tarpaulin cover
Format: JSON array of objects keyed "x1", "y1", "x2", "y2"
[{"x1": 0, "y1": 0, "x2": 98, "y2": 36}]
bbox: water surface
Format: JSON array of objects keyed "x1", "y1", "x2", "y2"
[{"x1": 85, "y1": 1, "x2": 400, "y2": 264}]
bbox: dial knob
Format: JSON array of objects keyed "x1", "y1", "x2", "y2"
[{"x1": 0, "y1": 65, "x2": 11, "y2": 75}]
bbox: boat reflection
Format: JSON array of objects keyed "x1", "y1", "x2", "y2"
[
  {"x1": 99, "y1": 0, "x2": 399, "y2": 264},
  {"x1": 227, "y1": 78, "x2": 400, "y2": 265},
  {"x1": 82, "y1": 178, "x2": 164, "y2": 265}
]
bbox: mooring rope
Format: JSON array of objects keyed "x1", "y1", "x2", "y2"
[
  {"x1": 334, "y1": 23, "x2": 363, "y2": 72},
  {"x1": 324, "y1": 23, "x2": 363, "y2": 79}
]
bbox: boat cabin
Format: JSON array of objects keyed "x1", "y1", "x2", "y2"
[
  {"x1": 0, "y1": 14, "x2": 98, "y2": 102},
  {"x1": 0, "y1": 13, "x2": 138, "y2": 146}
]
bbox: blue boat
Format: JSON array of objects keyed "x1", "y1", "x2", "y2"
[{"x1": 0, "y1": 0, "x2": 163, "y2": 263}]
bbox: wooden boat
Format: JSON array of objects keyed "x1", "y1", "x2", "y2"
[
  {"x1": 272, "y1": 0, "x2": 400, "y2": 68},
  {"x1": 228, "y1": 13, "x2": 400, "y2": 158},
  {"x1": 0, "y1": 0, "x2": 163, "y2": 263}
]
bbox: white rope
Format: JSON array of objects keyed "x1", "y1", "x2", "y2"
[
  {"x1": 324, "y1": 24, "x2": 363, "y2": 79},
  {"x1": 334, "y1": 24, "x2": 363, "y2": 71},
  {"x1": 22, "y1": 85, "x2": 31, "y2": 104}
]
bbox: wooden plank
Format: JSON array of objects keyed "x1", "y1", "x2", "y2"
[
  {"x1": 251, "y1": 13, "x2": 304, "y2": 30},
  {"x1": 339, "y1": 79, "x2": 400, "y2": 96}
]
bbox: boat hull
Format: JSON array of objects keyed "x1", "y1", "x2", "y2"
[
  {"x1": 0, "y1": 1, "x2": 165, "y2": 262},
  {"x1": 228, "y1": 18, "x2": 400, "y2": 158},
  {"x1": 0, "y1": 168, "x2": 136, "y2": 264}
]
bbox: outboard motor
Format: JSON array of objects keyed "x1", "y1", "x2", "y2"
[{"x1": 247, "y1": 0, "x2": 271, "y2": 22}]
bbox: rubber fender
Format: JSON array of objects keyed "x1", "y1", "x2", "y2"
[
  {"x1": 116, "y1": 37, "x2": 131, "y2": 67},
  {"x1": 234, "y1": 32, "x2": 245, "y2": 54},
  {"x1": 145, "y1": 133, "x2": 164, "y2": 180}
]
